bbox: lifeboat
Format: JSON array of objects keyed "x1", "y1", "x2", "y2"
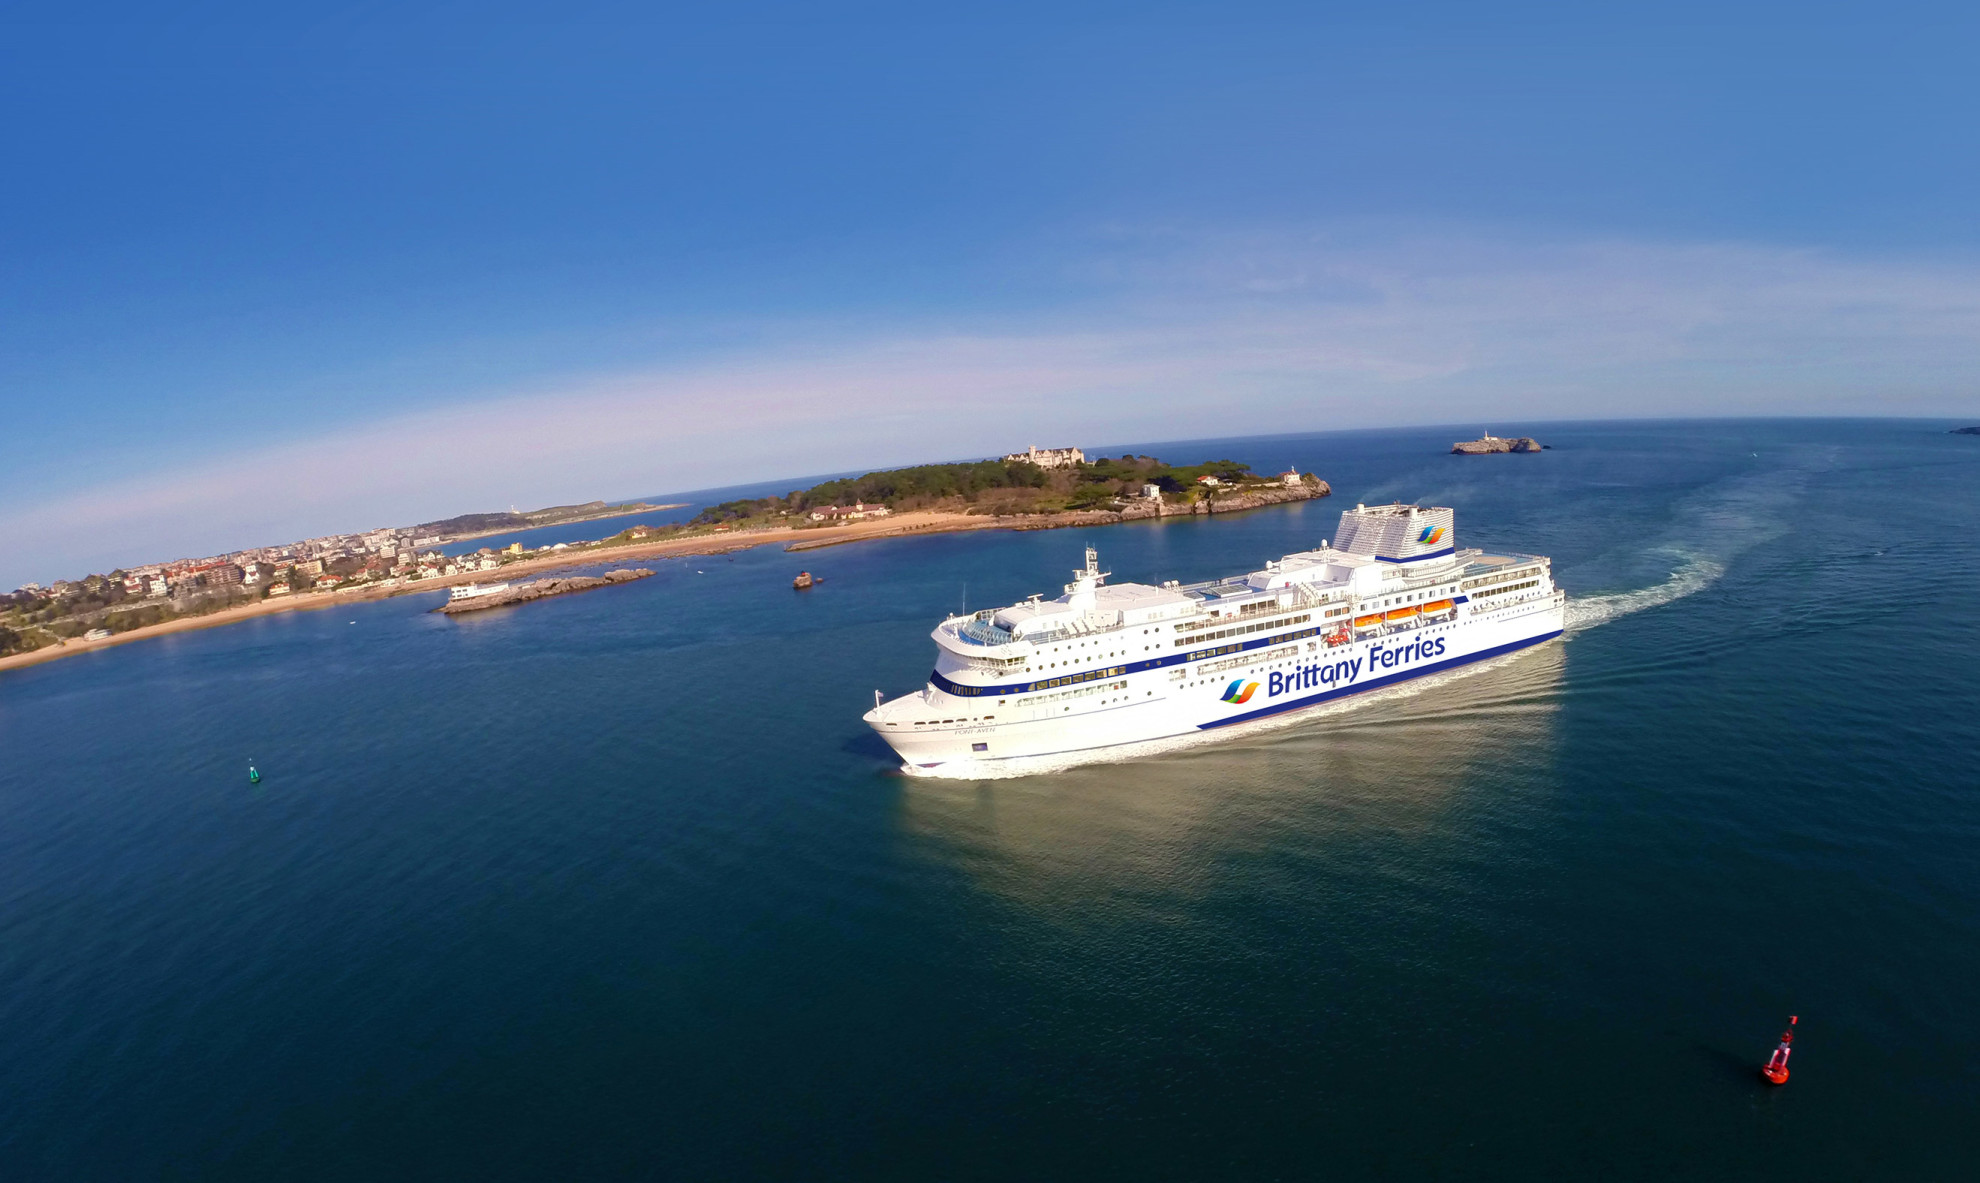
[
  {"x1": 1352, "y1": 613, "x2": 1385, "y2": 630},
  {"x1": 1384, "y1": 606, "x2": 1420, "y2": 623},
  {"x1": 1421, "y1": 598, "x2": 1455, "y2": 615}
]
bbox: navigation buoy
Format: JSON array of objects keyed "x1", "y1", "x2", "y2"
[
  {"x1": 1761, "y1": 1015, "x2": 1796, "y2": 1084},
  {"x1": 248, "y1": 763, "x2": 261, "y2": 784}
]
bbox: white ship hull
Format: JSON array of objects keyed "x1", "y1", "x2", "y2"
[
  {"x1": 866, "y1": 501, "x2": 1566, "y2": 774},
  {"x1": 876, "y1": 593, "x2": 1563, "y2": 770}
]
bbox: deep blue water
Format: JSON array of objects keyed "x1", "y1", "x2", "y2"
[{"x1": 3, "y1": 419, "x2": 1978, "y2": 1179}]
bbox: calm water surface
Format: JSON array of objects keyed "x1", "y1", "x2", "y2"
[{"x1": 2, "y1": 420, "x2": 1977, "y2": 1179}]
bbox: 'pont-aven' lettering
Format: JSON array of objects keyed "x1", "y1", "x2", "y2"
[{"x1": 1265, "y1": 635, "x2": 1448, "y2": 698}]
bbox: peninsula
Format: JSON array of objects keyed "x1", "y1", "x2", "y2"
[{"x1": 2, "y1": 451, "x2": 1328, "y2": 673}]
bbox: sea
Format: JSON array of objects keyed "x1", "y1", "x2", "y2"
[{"x1": 2, "y1": 419, "x2": 1976, "y2": 1180}]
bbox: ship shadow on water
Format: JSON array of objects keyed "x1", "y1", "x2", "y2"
[{"x1": 892, "y1": 641, "x2": 1567, "y2": 910}]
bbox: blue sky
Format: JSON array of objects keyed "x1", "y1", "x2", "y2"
[{"x1": 5, "y1": 2, "x2": 1980, "y2": 585}]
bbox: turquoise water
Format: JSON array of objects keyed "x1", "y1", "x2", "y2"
[{"x1": 3, "y1": 420, "x2": 1977, "y2": 1178}]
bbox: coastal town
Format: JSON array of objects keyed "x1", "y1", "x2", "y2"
[
  {"x1": 0, "y1": 502, "x2": 667, "y2": 659},
  {"x1": 2, "y1": 448, "x2": 1326, "y2": 666}
]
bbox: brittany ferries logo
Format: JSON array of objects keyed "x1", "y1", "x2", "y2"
[
  {"x1": 1220, "y1": 679, "x2": 1259, "y2": 705},
  {"x1": 1417, "y1": 526, "x2": 1447, "y2": 546}
]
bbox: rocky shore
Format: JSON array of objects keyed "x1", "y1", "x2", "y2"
[{"x1": 436, "y1": 568, "x2": 654, "y2": 614}]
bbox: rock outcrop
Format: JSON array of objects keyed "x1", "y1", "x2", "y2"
[{"x1": 437, "y1": 568, "x2": 653, "y2": 614}]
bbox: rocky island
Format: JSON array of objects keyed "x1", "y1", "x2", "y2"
[{"x1": 1452, "y1": 432, "x2": 1544, "y2": 454}]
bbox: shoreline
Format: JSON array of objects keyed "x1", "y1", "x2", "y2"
[
  {"x1": 0, "y1": 486, "x2": 1325, "y2": 676},
  {"x1": 435, "y1": 502, "x2": 690, "y2": 546}
]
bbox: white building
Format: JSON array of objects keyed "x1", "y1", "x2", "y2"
[
  {"x1": 810, "y1": 502, "x2": 894, "y2": 522},
  {"x1": 1002, "y1": 445, "x2": 1086, "y2": 470}
]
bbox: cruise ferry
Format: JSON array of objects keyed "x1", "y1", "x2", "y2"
[{"x1": 864, "y1": 502, "x2": 1565, "y2": 771}]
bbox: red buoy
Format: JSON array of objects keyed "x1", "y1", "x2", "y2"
[{"x1": 1761, "y1": 1015, "x2": 1797, "y2": 1085}]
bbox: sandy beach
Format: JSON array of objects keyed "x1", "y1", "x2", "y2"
[{"x1": 1, "y1": 489, "x2": 1323, "y2": 676}]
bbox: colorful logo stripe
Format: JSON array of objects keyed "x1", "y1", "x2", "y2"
[
  {"x1": 1416, "y1": 526, "x2": 1447, "y2": 545},
  {"x1": 1221, "y1": 679, "x2": 1259, "y2": 704}
]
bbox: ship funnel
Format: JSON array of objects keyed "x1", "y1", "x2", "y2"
[{"x1": 1333, "y1": 503, "x2": 1457, "y2": 563}]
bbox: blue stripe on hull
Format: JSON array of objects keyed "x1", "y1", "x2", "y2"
[
  {"x1": 902, "y1": 626, "x2": 1564, "y2": 768},
  {"x1": 1198, "y1": 628, "x2": 1563, "y2": 730}
]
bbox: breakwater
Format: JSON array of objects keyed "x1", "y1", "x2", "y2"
[{"x1": 436, "y1": 568, "x2": 653, "y2": 614}]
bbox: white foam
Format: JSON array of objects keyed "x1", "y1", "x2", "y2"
[{"x1": 1564, "y1": 550, "x2": 1723, "y2": 633}]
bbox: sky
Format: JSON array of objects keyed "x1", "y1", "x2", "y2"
[{"x1": 4, "y1": 1, "x2": 1979, "y2": 586}]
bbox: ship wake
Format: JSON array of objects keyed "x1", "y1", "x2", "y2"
[{"x1": 1563, "y1": 549, "x2": 1722, "y2": 634}]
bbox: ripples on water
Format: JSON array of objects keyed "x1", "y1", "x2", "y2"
[{"x1": 2, "y1": 420, "x2": 1978, "y2": 1180}]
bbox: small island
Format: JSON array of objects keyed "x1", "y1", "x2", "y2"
[
  {"x1": 1952, "y1": 426, "x2": 1980, "y2": 435},
  {"x1": 1452, "y1": 432, "x2": 1543, "y2": 454}
]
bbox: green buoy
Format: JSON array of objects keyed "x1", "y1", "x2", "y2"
[{"x1": 248, "y1": 763, "x2": 260, "y2": 784}]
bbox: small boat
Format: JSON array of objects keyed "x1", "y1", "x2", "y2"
[
  {"x1": 1421, "y1": 598, "x2": 1455, "y2": 615},
  {"x1": 1352, "y1": 613, "x2": 1384, "y2": 629},
  {"x1": 1384, "y1": 605, "x2": 1420, "y2": 623},
  {"x1": 793, "y1": 571, "x2": 815, "y2": 590}
]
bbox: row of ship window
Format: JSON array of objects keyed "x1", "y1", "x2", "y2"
[
  {"x1": 1469, "y1": 579, "x2": 1541, "y2": 600},
  {"x1": 939, "y1": 612, "x2": 1489, "y2": 719},
  {"x1": 1461, "y1": 567, "x2": 1542, "y2": 591}
]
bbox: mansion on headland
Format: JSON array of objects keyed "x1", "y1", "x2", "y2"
[{"x1": 1002, "y1": 445, "x2": 1086, "y2": 469}]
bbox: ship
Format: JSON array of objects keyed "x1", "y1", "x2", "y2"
[{"x1": 864, "y1": 501, "x2": 1565, "y2": 771}]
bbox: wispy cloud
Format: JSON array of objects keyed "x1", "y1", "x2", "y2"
[{"x1": 9, "y1": 224, "x2": 1980, "y2": 585}]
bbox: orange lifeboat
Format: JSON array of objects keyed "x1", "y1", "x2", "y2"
[
  {"x1": 1384, "y1": 606, "x2": 1420, "y2": 623},
  {"x1": 1421, "y1": 598, "x2": 1454, "y2": 615},
  {"x1": 1352, "y1": 613, "x2": 1384, "y2": 629}
]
